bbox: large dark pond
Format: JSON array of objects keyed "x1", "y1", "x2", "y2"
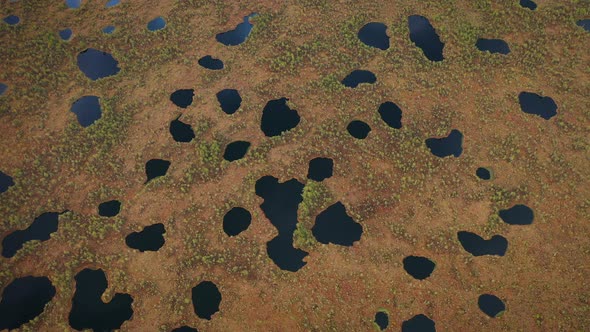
[
  {"x1": 223, "y1": 207, "x2": 251, "y2": 236},
  {"x1": 98, "y1": 200, "x2": 121, "y2": 217},
  {"x1": 223, "y1": 141, "x2": 251, "y2": 161},
  {"x1": 312, "y1": 202, "x2": 362, "y2": 246},
  {"x1": 170, "y1": 89, "x2": 194, "y2": 108},
  {"x1": 307, "y1": 157, "x2": 333, "y2": 182},
  {"x1": 358, "y1": 22, "x2": 390, "y2": 50},
  {"x1": 578, "y1": 19, "x2": 590, "y2": 32},
  {"x1": 341, "y1": 70, "x2": 377, "y2": 88},
  {"x1": 457, "y1": 231, "x2": 507, "y2": 256},
  {"x1": 425, "y1": 129, "x2": 463, "y2": 158},
  {"x1": 347, "y1": 120, "x2": 371, "y2": 139},
  {"x1": 198, "y1": 55, "x2": 224, "y2": 70},
  {"x1": 402, "y1": 314, "x2": 436, "y2": 332},
  {"x1": 77, "y1": 48, "x2": 120, "y2": 80},
  {"x1": 171, "y1": 327, "x2": 198, "y2": 332},
  {"x1": 378, "y1": 101, "x2": 403, "y2": 129},
  {"x1": 260, "y1": 97, "x2": 300, "y2": 137},
  {"x1": 145, "y1": 159, "x2": 171, "y2": 184},
  {"x1": 256, "y1": 176, "x2": 308, "y2": 272},
  {"x1": 476, "y1": 167, "x2": 492, "y2": 180},
  {"x1": 70, "y1": 96, "x2": 102, "y2": 127},
  {"x1": 125, "y1": 223, "x2": 166, "y2": 252},
  {"x1": 0, "y1": 170, "x2": 15, "y2": 194},
  {"x1": 216, "y1": 89, "x2": 242, "y2": 114},
  {"x1": 403, "y1": 255, "x2": 436, "y2": 280},
  {"x1": 192, "y1": 281, "x2": 221, "y2": 320},
  {"x1": 374, "y1": 311, "x2": 389, "y2": 330},
  {"x1": 478, "y1": 294, "x2": 505, "y2": 318},
  {"x1": 520, "y1": 0, "x2": 537, "y2": 10},
  {"x1": 2, "y1": 212, "x2": 64, "y2": 258},
  {"x1": 499, "y1": 204, "x2": 534, "y2": 225},
  {"x1": 476, "y1": 38, "x2": 510, "y2": 55},
  {"x1": 216, "y1": 13, "x2": 257, "y2": 46},
  {"x1": 408, "y1": 15, "x2": 444, "y2": 61},
  {"x1": 147, "y1": 16, "x2": 166, "y2": 31},
  {"x1": 0, "y1": 276, "x2": 56, "y2": 330},
  {"x1": 69, "y1": 268, "x2": 133, "y2": 331},
  {"x1": 170, "y1": 117, "x2": 195, "y2": 143},
  {"x1": 518, "y1": 92, "x2": 557, "y2": 120}
]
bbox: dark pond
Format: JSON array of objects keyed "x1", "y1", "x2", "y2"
[
  {"x1": 172, "y1": 327, "x2": 198, "y2": 332},
  {"x1": 147, "y1": 16, "x2": 166, "y2": 31},
  {"x1": 307, "y1": 157, "x2": 333, "y2": 182},
  {"x1": 518, "y1": 92, "x2": 557, "y2": 120},
  {"x1": 378, "y1": 101, "x2": 403, "y2": 129},
  {"x1": 347, "y1": 120, "x2": 371, "y2": 139},
  {"x1": 478, "y1": 294, "x2": 505, "y2": 318},
  {"x1": 374, "y1": 311, "x2": 389, "y2": 330},
  {"x1": 0, "y1": 276, "x2": 56, "y2": 331},
  {"x1": 216, "y1": 89, "x2": 242, "y2": 114},
  {"x1": 106, "y1": 0, "x2": 120, "y2": 8},
  {"x1": 3, "y1": 15, "x2": 20, "y2": 25},
  {"x1": 223, "y1": 141, "x2": 251, "y2": 162},
  {"x1": 98, "y1": 200, "x2": 121, "y2": 217},
  {"x1": 223, "y1": 207, "x2": 251, "y2": 237},
  {"x1": 2, "y1": 212, "x2": 63, "y2": 258},
  {"x1": 426, "y1": 129, "x2": 463, "y2": 158},
  {"x1": 358, "y1": 22, "x2": 390, "y2": 50},
  {"x1": 69, "y1": 268, "x2": 133, "y2": 331},
  {"x1": 403, "y1": 255, "x2": 436, "y2": 280},
  {"x1": 476, "y1": 38, "x2": 510, "y2": 55},
  {"x1": 499, "y1": 204, "x2": 534, "y2": 225},
  {"x1": 66, "y1": 0, "x2": 81, "y2": 9},
  {"x1": 577, "y1": 19, "x2": 590, "y2": 32},
  {"x1": 170, "y1": 89, "x2": 194, "y2": 108},
  {"x1": 341, "y1": 70, "x2": 377, "y2": 88},
  {"x1": 0, "y1": 170, "x2": 15, "y2": 194},
  {"x1": 169, "y1": 117, "x2": 195, "y2": 143},
  {"x1": 77, "y1": 48, "x2": 120, "y2": 80},
  {"x1": 520, "y1": 0, "x2": 537, "y2": 10},
  {"x1": 402, "y1": 314, "x2": 436, "y2": 332},
  {"x1": 312, "y1": 202, "x2": 362, "y2": 246},
  {"x1": 102, "y1": 25, "x2": 116, "y2": 34},
  {"x1": 198, "y1": 55, "x2": 224, "y2": 70},
  {"x1": 59, "y1": 28, "x2": 73, "y2": 41},
  {"x1": 476, "y1": 167, "x2": 492, "y2": 180},
  {"x1": 216, "y1": 13, "x2": 257, "y2": 46},
  {"x1": 457, "y1": 231, "x2": 507, "y2": 256},
  {"x1": 408, "y1": 15, "x2": 444, "y2": 62},
  {"x1": 70, "y1": 96, "x2": 102, "y2": 127},
  {"x1": 125, "y1": 223, "x2": 166, "y2": 252},
  {"x1": 260, "y1": 97, "x2": 300, "y2": 137},
  {"x1": 192, "y1": 281, "x2": 221, "y2": 320},
  {"x1": 145, "y1": 159, "x2": 171, "y2": 184},
  {"x1": 256, "y1": 176, "x2": 308, "y2": 272},
  {"x1": 0, "y1": 83, "x2": 7, "y2": 96}
]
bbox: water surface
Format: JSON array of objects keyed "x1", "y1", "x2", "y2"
[
  {"x1": 307, "y1": 157, "x2": 333, "y2": 182},
  {"x1": 0, "y1": 171, "x2": 15, "y2": 194},
  {"x1": 192, "y1": 281, "x2": 221, "y2": 320},
  {"x1": 341, "y1": 70, "x2": 377, "y2": 88},
  {"x1": 106, "y1": 0, "x2": 120, "y2": 8},
  {"x1": 171, "y1": 327, "x2": 198, "y2": 332},
  {"x1": 402, "y1": 314, "x2": 436, "y2": 332},
  {"x1": 476, "y1": 38, "x2": 510, "y2": 54},
  {"x1": 3, "y1": 15, "x2": 20, "y2": 25},
  {"x1": 374, "y1": 311, "x2": 389, "y2": 330},
  {"x1": 312, "y1": 202, "x2": 362, "y2": 246},
  {"x1": 478, "y1": 294, "x2": 505, "y2": 318},
  {"x1": 499, "y1": 204, "x2": 534, "y2": 225},
  {"x1": 2, "y1": 212, "x2": 64, "y2": 258},
  {"x1": 0, "y1": 83, "x2": 7, "y2": 97},
  {"x1": 520, "y1": 0, "x2": 537, "y2": 10},
  {"x1": 59, "y1": 28, "x2": 73, "y2": 41},
  {"x1": 457, "y1": 231, "x2": 507, "y2": 256},
  {"x1": 577, "y1": 19, "x2": 590, "y2": 32},
  {"x1": 170, "y1": 89, "x2": 194, "y2": 108},
  {"x1": 378, "y1": 101, "x2": 402, "y2": 129},
  {"x1": 125, "y1": 223, "x2": 166, "y2": 252},
  {"x1": 198, "y1": 56, "x2": 224, "y2": 70},
  {"x1": 347, "y1": 120, "x2": 371, "y2": 139},
  {"x1": 260, "y1": 98, "x2": 300, "y2": 137},
  {"x1": 98, "y1": 200, "x2": 121, "y2": 217},
  {"x1": 403, "y1": 255, "x2": 436, "y2": 280},
  {"x1": 77, "y1": 48, "x2": 120, "y2": 80},
  {"x1": 223, "y1": 207, "x2": 251, "y2": 236},
  {"x1": 476, "y1": 167, "x2": 492, "y2": 180},
  {"x1": 147, "y1": 16, "x2": 166, "y2": 31},
  {"x1": 425, "y1": 129, "x2": 463, "y2": 158},
  {"x1": 0, "y1": 276, "x2": 56, "y2": 331},
  {"x1": 145, "y1": 159, "x2": 171, "y2": 184},
  {"x1": 66, "y1": 0, "x2": 81, "y2": 9},
  {"x1": 169, "y1": 117, "x2": 195, "y2": 143},
  {"x1": 518, "y1": 92, "x2": 557, "y2": 120},
  {"x1": 223, "y1": 141, "x2": 251, "y2": 161},
  {"x1": 216, "y1": 89, "x2": 242, "y2": 114},
  {"x1": 408, "y1": 15, "x2": 444, "y2": 61},
  {"x1": 216, "y1": 13, "x2": 257, "y2": 46},
  {"x1": 70, "y1": 96, "x2": 101, "y2": 127},
  {"x1": 358, "y1": 22, "x2": 390, "y2": 50},
  {"x1": 102, "y1": 26, "x2": 115, "y2": 34}
]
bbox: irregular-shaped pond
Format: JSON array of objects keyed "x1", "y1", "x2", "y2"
[
  {"x1": 476, "y1": 38, "x2": 510, "y2": 55},
  {"x1": 223, "y1": 141, "x2": 250, "y2": 162},
  {"x1": 499, "y1": 204, "x2": 533, "y2": 225},
  {"x1": 59, "y1": 28, "x2": 73, "y2": 41},
  {"x1": 170, "y1": 89, "x2": 194, "y2": 108},
  {"x1": 408, "y1": 15, "x2": 444, "y2": 61},
  {"x1": 425, "y1": 129, "x2": 463, "y2": 158},
  {"x1": 216, "y1": 13, "x2": 257, "y2": 46},
  {"x1": 347, "y1": 120, "x2": 371, "y2": 139},
  {"x1": 402, "y1": 314, "x2": 436, "y2": 332},
  {"x1": 520, "y1": 0, "x2": 537, "y2": 10},
  {"x1": 378, "y1": 101, "x2": 402, "y2": 129},
  {"x1": 518, "y1": 92, "x2": 557, "y2": 120},
  {"x1": 457, "y1": 231, "x2": 507, "y2": 256},
  {"x1": 312, "y1": 202, "x2": 362, "y2": 246},
  {"x1": 77, "y1": 48, "x2": 120, "y2": 80},
  {"x1": 403, "y1": 255, "x2": 436, "y2": 280},
  {"x1": 374, "y1": 310, "x2": 389, "y2": 330},
  {"x1": 125, "y1": 223, "x2": 166, "y2": 252},
  {"x1": 478, "y1": 294, "x2": 505, "y2": 318},
  {"x1": 2, "y1": 212, "x2": 65, "y2": 258},
  {"x1": 198, "y1": 55, "x2": 224, "y2": 70},
  {"x1": 0, "y1": 170, "x2": 15, "y2": 194},
  {"x1": 145, "y1": 159, "x2": 171, "y2": 184},
  {"x1": 341, "y1": 70, "x2": 377, "y2": 88},
  {"x1": 98, "y1": 200, "x2": 121, "y2": 217},
  {"x1": 0, "y1": 276, "x2": 56, "y2": 331},
  {"x1": 216, "y1": 89, "x2": 242, "y2": 114},
  {"x1": 223, "y1": 207, "x2": 251, "y2": 236},
  {"x1": 577, "y1": 19, "x2": 590, "y2": 32},
  {"x1": 358, "y1": 22, "x2": 390, "y2": 50},
  {"x1": 147, "y1": 16, "x2": 166, "y2": 31},
  {"x1": 260, "y1": 97, "x2": 300, "y2": 137},
  {"x1": 170, "y1": 117, "x2": 195, "y2": 143},
  {"x1": 307, "y1": 157, "x2": 333, "y2": 182},
  {"x1": 192, "y1": 281, "x2": 221, "y2": 320},
  {"x1": 70, "y1": 96, "x2": 101, "y2": 127}
]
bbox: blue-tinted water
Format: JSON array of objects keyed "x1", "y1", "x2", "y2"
[
  {"x1": 0, "y1": 83, "x2": 7, "y2": 96},
  {"x1": 425, "y1": 129, "x2": 463, "y2": 158},
  {"x1": 312, "y1": 202, "x2": 363, "y2": 246},
  {"x1": 347, "y1": 120, "x2": 371, "y2": 139},
  {"x1": 0, "y1": 171, "x2": 15, "y2": 194},
  {"x1": 256, "y1": 176, "x2": 308, "y2": 272},
  {"x1": 408, "y1": 15, "x2": 445, "y2": 61},
  {"x1": 378, "y1": 101, "x2": 403, "y2": 129},
  {"x1": 223, "y1": 207, "x2": 251, "y2": 236},
  {"x1": 499, "y1": 204, "x2": 534, "y2": 225},
  {"x1": 476, "y1": 38, "x2": 510, "y2": 54},
  {"x1": 374, "y1": 311, "x2": 389, "y2": 330},
  {"x1": 125, "y1": 223, "x2": 166, "y2": 252},
  {"x1": 192, "y1": 281, "x2": 221, "y2": 320},
  {"x1": 169, "y1": 117, "x2": 195, "y2": 143},
  {"x1": 520, "y1": 0, "x2": 537, "y2": 10},
  {"x1": 3, "y1": 15, "x2": 20, "y2": 25},
  {"x1": 223, "y1": 141, "x2": 251, "y2": 162},
  {"x1": 260, "y1": 97, "x2": 300, "y2": 137},
  {"x1": 68, "y1": 268, "x2": 133, "y2": 331},
  {"x1": 216, "y1": 89, "x2": 242, "y2": 114},
  {"x1": 66, "y1": 0, "x2": 81, "y2": 9},
  {"x1": 170, "y1": 89, "x2": 194, "y2": 108},
  {"x1": 457, "y1": 231, "x2": 507, "y2": 256},
  {"x1": 403, "y1": 255, "x2": 436, "y2": 280},
  {"x1": 147, "y1": 16, "x2": 166, "y2": 31},
  {"x1": 198, "y1": 55, "x2": 224, "y2": 70},
  {"x1": 2, "y1": 212, "x2": 63, "y2": 258},
  {"x1": 518, "y1": 92, "x2": 557, "y2": 120},
  {"x1": 478, "y1": 294, "x2": 506, "y2": 318},
  {"x1": 77, "y1": 48, "x2": 120, "y2": 80},
  {"x1": 70, "y1": 96, "x2": 102, "y2": 127},
  {"x1": 106, "y1": 0, "x2": 120, "y2": 8},
  {"x1": 358, "y1": 22, "x2": 390, "y2": 50},
  {"x1": 307, "y1": 157, "x2": 333, "y2": 182},
  {"x1": 216, "y1": 13, "x2": 258, "y2": 46},
  {"x1": 476, "y1": 167, "x2": 492, "y2": 180},
  {"x1": 172, "y1": 327, "x2": 198, "y2": 332},
  {"x1": 577, "y1": 19, "x2": 590, "y2": 32},
  {"x1": 0, "y1": 276, "x2": 56, "y2": 331},
  {"x1": 59, "y1": 28, "x2": 73, "y2": 40},
  {"x1": 145, "y1": 159, "x2": 170, "y2": 184},
  {"x1": 341, "y1": 70, "x2": 377, "y2": 88},
  {"x1": 98, "y1": 200, "x2": 121, "y2": 217},
  {"x1": 102, "y1": 25, "x2": 116, "y2": 34},
  {"x1": 402, "y1": 314, "x2": 436, "y2": 332}
]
